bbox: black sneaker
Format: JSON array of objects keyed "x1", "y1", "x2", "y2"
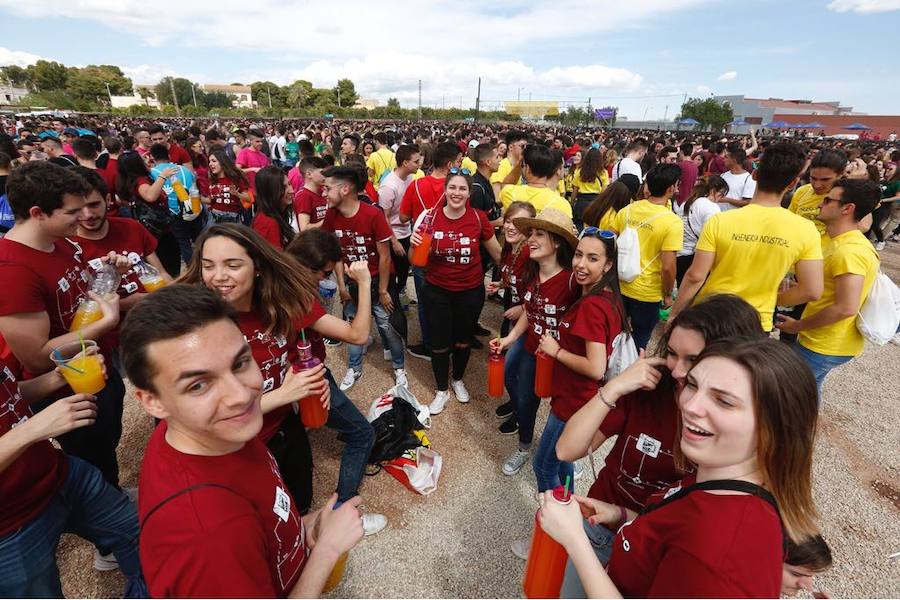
[
  {"x1": 407, "y1": 343, "x2": 431, "y2": 361},
  {"x1": 498, "y1": 417, "x2": 518, "y2": 435},
  {"x1": 324, "y1": 337, "x2": 342, "y2": 347},
  {"x1": 470, "y1": 337, "x2": 484, "y2": 350},
  {"x1": 474, "y1": 323, "x2": 491, "y2": 337},
  {"x1": 495, "y1": 400, "x2": 514, "y2": 419}
]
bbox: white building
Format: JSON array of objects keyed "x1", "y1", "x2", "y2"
[
  {"x1": 0, "y1": 84, "x2": 29, "y2": 105},
  {"x1": 110, "y1": 85, "x2": 161, "y2": 109},
  {"x1": 201, "y1": 84, "x2": 254, "y2": 108}
]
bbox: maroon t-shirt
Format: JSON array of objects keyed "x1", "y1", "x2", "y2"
[
  {"x1": 139, "y1": 421, "x2": 309, "y2": 598},
  {"x1": 167, "y1": 144, "x2": 192, "y2": 166},
  {"x1": 522, "y1": 269, "x2": 580, "y2": 354},
  {"x1": 100, "y1": 157, "x2": 119, "y2": 213},
  {"x1": 322, "y1": 202, "x2": 393, "y2": 277},
  {"x1": 74, "y1": 217, "x2": 158, "y2": 297},
  {"x1": 707, "y1": 154, "x2": 727, "y2": 175},
  {"x1": 208, "y1": 176, "x2": 248, "y2": 213},
  {"x1": 500, "y1": 244, "x2": 530, "y2": 306},
  {"x1": 293, "y1": 188, "x2": 327, "y2": 224},
  {"x1": 550, "y1": 292, "x2": 622, "y2": 421},
  {"x1": 676, "y1": 159, "x2": 699, "y2": 203},
  {"x1": 590, "y1": 387, "x2": 687, "y2": 512},
  {"x1": 0, "y1": 350, "x2": 67, "y2": 536},
  {"x1": 425, "y1": 207, "x2": 493, "y2": 291},
  {"x1": 238, "y1": 304, "x2": 325, "y2": 444},
  {"x1": 252, "y1": 211, "x2": 285, "y2": 251},
  {"x1": 606, "y1": 481, "x2": 783, "y2": 598}
]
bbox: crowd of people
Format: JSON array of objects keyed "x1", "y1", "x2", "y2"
[{"x1": 0, "y1": 112, "x2": 897, "y2": 598}]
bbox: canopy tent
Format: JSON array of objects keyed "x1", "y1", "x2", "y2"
[{"x1": 843, "y1": 122, "x2": 872, "y2": 131}]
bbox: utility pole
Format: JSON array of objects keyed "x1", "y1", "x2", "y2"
[
  {"x1": 587, "y1": 96, "x2": 592, "y2": 125},
  {"x1": 442, "y1": 95, "x2": 445, "y2": 110},
  {"x1": 337, "y1": 86, "x2": 341, "y2": 108},
  {"x1": 517, "y1": 87, "x2": 522, "y2": 102},
  {"x1": 169, "y1": 77, "x2": 181, "y2": 116},
  {"x1": 104, "y1": 82, "x2": 113, "y2": 105},
  {"x1": 475, "y1": 77, "x2": 481, "y2": 122},
  {"x1": 529, "y1": 92, "x2": 532, "y2": 102},
  {"x1": 417, "y1": 79, "x2": 422, "y2": 122},
  {"x1": 191, "y1": 83, "x2": 198, "y2": 107},
  {"x1": 266, "y1": 85, "x2": 272, "y2": 109},
  {"x1": 663, "y1": 104, "x2": 669, "y2": 121}
]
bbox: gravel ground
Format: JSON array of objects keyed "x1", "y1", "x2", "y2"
[{"x1": 60, "y1": 243, "x2": 900, "y2": 599}]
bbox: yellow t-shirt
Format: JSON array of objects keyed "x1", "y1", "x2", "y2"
[
  {"x1": 612, "y1": 200, "x2": 683, "y2": 302},
  {"x1": 490, "y1": 157, "x2": 514, "y2": 185},
  {"x1": 695, "y1": 204, "x2": 823, "y2": 331},
  {"x1": 366, "y1": 147, "x2": 397, "y2": 189},
  {"x1": 412, "y1": 169, "x2": 425, "y2": 180},
  {"x1": 798, "y1": 230, "x2": 879, "y2": 357},
  {"x1": 556, "y1": 179, "x2": 566, "y2": 196},
  {"x1": 572, "y1": 168, "x2": 609, "y2": 195},
  {"x1": 461, "y1": 156, "x2": 478, "y2": 175},
  {"x1": 598, "y1": 208, "x2": 618, "y2": 232},
  {"x1": 788, "y1": 184, "x2": 827, "y2": 239},
  {"x1": 499, "y1": 185, "x2": 573, "y2": 218}
]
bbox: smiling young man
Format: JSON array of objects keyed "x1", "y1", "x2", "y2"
[{"x1": 120, "y1": 284, "x2": 364, "y2": 598}]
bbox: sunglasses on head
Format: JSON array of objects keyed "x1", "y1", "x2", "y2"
[
  {"x1": 448, "y1": 167, "x2": 472, "y2": 175},
  {"x1": 578, "y1": 226, "x2": 617, "y2": 241}
]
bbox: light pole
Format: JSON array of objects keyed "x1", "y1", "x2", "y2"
[{"x1": 104, "y1": 82, "x2": 113, "y2": 105}]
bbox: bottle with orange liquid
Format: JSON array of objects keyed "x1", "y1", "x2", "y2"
[
  {"x1": 135, "y1": 259, "x2": 166, "y2": 293},
  {"x1": 523, "y1": 484, "x2": 572, "y2": 599},
  {"x1": 69, "y1": 263, "x2": 119, "y2": 332},
  {"x1": 293, "y1": 337, "x2": 328, "y2": 428},
  {"x1": 534, "y1": 349, "x2": 555, "y2": 397},
  {"x1": 409, "y1": 210, "x2": 434, "y2": 268},
  {"x1": 322, "y1": 552, "x2": 349, "y2": 593},
  {"x1": 487, "y1": 345, "x2": 505, "y2": 397}
]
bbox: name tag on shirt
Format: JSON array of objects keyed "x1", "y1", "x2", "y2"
[
  {"x1": 273, "y1": 486, "x2": 291, "y2": 522},
  {"x1": 636, "y1": 433, "x2": 661, "y2": 458}
]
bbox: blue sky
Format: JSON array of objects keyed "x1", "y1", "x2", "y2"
[{"x1": 1, "y1": 0, "x2": 898, "y2": 120}]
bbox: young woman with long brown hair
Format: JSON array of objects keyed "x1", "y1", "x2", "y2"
[
  {"x1": 570, "y1": 147, "x2": 609, "y2": 230},
  {"x1": 206, "y1": 147, "x2": 250, "y2": 224},
  {"x1": 252, "y1": 165, "x2": 296, "y2": 250},
  {"x1": 541, "y1": 336, "x2": 819, "y2": 598},
  {"x1": 179, "y1": 223, "x2": 387, "y2": 534},
  {"x1": 580, "y1": 180, "x2": 633, "y2": 233}
]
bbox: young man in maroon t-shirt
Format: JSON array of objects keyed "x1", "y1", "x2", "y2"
[
  {"x1": 0, "y1": 347, "x2": 143, "y2": 597},
  {"x1": 322, "y1": 166, "x2": 407, "y2": 392},
  {"x1": 0, "y1": 163, "x2": 130, "y2": 496},
  {"x1": 149, "y1": 125, "x2": 193, "y2": 170},
  {"x1": 119, "y1": 285, "x2": 363, "y2": 598},
  {"x1": 294, "y1": 156, "x2": 328, "y2": 231}
]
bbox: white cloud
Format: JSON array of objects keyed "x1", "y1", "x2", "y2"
[
  {"x1": 696, "y1": 85, "x2": 711, "y2": 95},
  {"x1": 0, "y1": 46, "x2": 45, "y2": 67},
  {"x1": 717, "y1": 71, "x2": 737, "y2": 81},
  {"x1": 827, "y1": 0, "x2": 900, "y2": 13}
]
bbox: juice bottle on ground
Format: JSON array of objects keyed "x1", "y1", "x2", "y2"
[
  {"x1": 487, "y1": 346, "x2": 505, "y2": 398},
  {"x1": 409, "y1": 211, "x2": 434, "y2": 268},
  {"x1": 523, "y1": 486, "x2": 572, "y2": 599},
  {"x1": 322, "y1": 552, "x2": 349, "y2": 593},
  {"x1": 293, "y1": 341, "x2": 328, "y2": 428},
  {"x1": 534, "y1": 349, "x2": 555, "y2": 397}
]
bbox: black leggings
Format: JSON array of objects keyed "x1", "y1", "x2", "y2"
[
  {"x1": 394, "y1": 236, "x2": 411, "y2": 293},
  {"x1": 675, "y1": 254, "x2": 694, "y2": 287},
  {"x1": 869, "y1": 202, "x2": 891, "y2": 243},
  {"x1": 425, "y1": 283, "x2": 484, "y2": 390},
  {"x1": 266, "y1": 412, "x2": 313, "y2": 514},
  {"x1": 154, "y1": 231, "x2": 182, "y2": 277}
]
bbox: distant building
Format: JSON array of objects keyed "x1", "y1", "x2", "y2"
[
  {"x1": 201, "y1": 84, "x2": 254, "y2": 108},
  {"x1": 356, "y1": 98, "x2": 380, "y2": 110},
  {"x1": 715, "y1": 95, "x2": 856, "y2": 133},
  {"x1": 110, "y1": 85, "x2": 160, "y2": 109},
  {"x1": 0, "y1": 84, "x2": 29, "y2": 105}
]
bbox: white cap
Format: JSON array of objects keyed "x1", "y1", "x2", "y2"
[{"x1": 468, "y1": 139, "x2": 479, "y2": 149}]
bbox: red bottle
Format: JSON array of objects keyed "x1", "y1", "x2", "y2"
[
  {"x1": 534, "y1": 349, "x2": 555, "y2": 397},
  {"x1": 523, "y1": 486, "x2": 571, "y2": 598},
  {"x1": 487, "y1": 346, "x2": 505, "y2": 398},
  {"x1": 293, "y1": 341, "x2": 328, "y2": 428},
  {"x1": 409, "y1": 212, "x2": 434, "y2": 268}
]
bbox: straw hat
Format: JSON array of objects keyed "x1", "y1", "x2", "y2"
[{"x1": 513, "y1": 207, "x2": 578, "y2": 250}]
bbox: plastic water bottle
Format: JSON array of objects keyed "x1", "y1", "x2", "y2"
[
  {"x1": 487, "y1": 346, "x2": 505, "y2": 398},
  {"x1": 534, "y1": 349, "x2": 555, "y2": 397},
  {"x1": 69, "y1": 263, "x2": 119, "y2": 331},
  {"x1": 523, "y1": 485, "x2": 571, "y2": 598},
  {"x1": 293, "y1": 341, "x2": 328, "y2": 428}
]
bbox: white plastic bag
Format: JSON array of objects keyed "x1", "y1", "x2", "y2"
[
  {"x1": 605, "y1": 332, "x2": 639, "y2": 380},
  {"x1": 856, "y1": 271, "x2": 900, "y2": 345},
  {"x1": 367, "y1": 384, "x2": 431, "y2": 429},
  {"x1": 383, "y1": 446, "x2": 443, "y2": 496}
]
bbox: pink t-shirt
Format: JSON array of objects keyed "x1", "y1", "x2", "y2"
[{"x1": 236, "y1": 148, "x2": 271, "y2": 190}]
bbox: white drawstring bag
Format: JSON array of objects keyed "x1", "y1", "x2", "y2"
[{"x1": 856, "y1": 271, "x2": 900, "y2": 345}]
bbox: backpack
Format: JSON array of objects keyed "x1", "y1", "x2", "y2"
[
  {"x1": 604, "y1": 331, "x2": 639, "y2": 379},
  {"x1": 617, "y1": 204, "x2": 668, "y2": 283},
  {"x1": 0, "y1": 194, "x2": 13, "y2": 233},
  {"x1": 367, "y1": 396, "x2": 425, "y2": 465},
  {"x1": 856, "y1": 271, "x2": 900, "y2": 345}
]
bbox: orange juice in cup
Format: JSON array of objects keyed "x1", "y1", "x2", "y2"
[
  {"x1": 51, "y1": 340, "x2": 106, "y2": 395},
  {"x1": 140, "y1": 275, "x2": 167, "y2": 293}
]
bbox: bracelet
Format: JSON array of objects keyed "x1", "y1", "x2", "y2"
[
  {"x1": 615, "y1": 505, "x2": 628, "y2": 529},
  {"x1": 554, "y1": 347, "x2": 562, "y2": 360},
  {"x1": 598, "y1": 389, "x2": 616, "y2": 410}
]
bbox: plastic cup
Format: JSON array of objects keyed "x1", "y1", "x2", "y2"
[
  {"x1": 140, "y1": 275, "x2": 167, "y2": 293},
  {"x1": 69, "y1": 300, "x2": 103, "y2": 332},
  {"x1": 318, "y1": 278, "x2": 338, "y2": 313},
  {"x1": 50, "y1": 340, "x2": 106, "y2": 395}
]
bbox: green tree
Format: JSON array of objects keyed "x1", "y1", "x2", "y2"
[
  {"x1": 26, "y1": 60, "x2": 69, "y2": 91},
  {"x1": 386, "y1": 97, "x2": 401, "y2": 108},
  {"x1": 285, "y1": 80, "x2": 314, "y2": 108},
  {"x1": 333, "y1": 78, "x2": 358, "y2": 108},
  {"x1": 67, "y1": 65, "x2": 133, "y2": 104},
  {"x1": 250, "y1": 81, "x2": 287, "y2": 108},
  {"x1": 677, "y1": 97, "x2": 734, "y2": 131},
  {"x1": 154, "y1": 77, "x2": 196, "y2": 107},
  {"x1": 0, "y1": 65, "x2": 31, "y2": 88},
  {"x1": 201, "y1": 90, "x2": 233, "y2": 109}
]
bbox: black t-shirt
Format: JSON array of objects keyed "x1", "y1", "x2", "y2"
[
  {"x1": 471, "y1": 171, "x2": 499, "y2": 220},
  {"x1": 0, "y1": 174, "x2": 7, "y2": 197},
  {"x1": 49, "y1": 155, "x2": 77, "y2": 167}
]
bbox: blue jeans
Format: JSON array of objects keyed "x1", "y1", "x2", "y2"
[
  {"x1": 504, "y1": 337, "x2": 539, "y2": 447},
  {"x1": 170, "y1": 210, "x2": 209, "y2": 265},
  {"x1": 533, "y1": 411, "x2": 574, "y2": 493},
  {"x1": 559, "y1": 520, "x2": 616, "y2": 598},
  {"x1": 622, "y1": 295, "x2": 660, "y2": 352},
  {"x1": 411, "y1": 266, "x2": 429, "y2": 345},
  {"x1": 793, "y1": 343, "x2": 853, "y2": 404},
  {"x1": 0, "y1": 456, "x2": 145, "y2": 598},
  {"x1": 325, "y1": 369, "x2": 376, "y2": 503},
  {"x1": 344, "y1": 283, "x2": 405, "y2": 371}
]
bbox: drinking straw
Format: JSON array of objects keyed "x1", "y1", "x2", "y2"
[
  {"x1": 563, "y1": 475, "x2": 571, "y2": 500},
  {"x1": 78, "y1": 331, "x2": 87, "y2": 357},
  {"x1": 300, "y1": 328, "x2": 307, "y2": 344},
  {"x1": 53, "y1": 348, "x2": 85, "y2": 374}
]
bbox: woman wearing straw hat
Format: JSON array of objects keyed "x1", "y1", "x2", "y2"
[
  {"x1": 410, "y1": 169, "x2": 502, "y2": 415},
  {"x1": 490, "y1": 208, "x2": 580, "y2": 478}
]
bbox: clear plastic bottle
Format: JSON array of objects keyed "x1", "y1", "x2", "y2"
[
  {"x1": 69, "y1": 263, "x2": 119, "y2": 331},
  {"x1": 409, "y1": 211, "x2": 434, "y2": 268},
  {"x1": 293, "y1": 341, "x2": 328, "y2": 428},
  {"x1": 135, "y1": 259, "x2": 166, "y2": 293}
]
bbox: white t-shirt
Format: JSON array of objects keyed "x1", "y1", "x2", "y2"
[
  {"x1": 719, "y1": 170, "x2": 756, "y2": 211},
  {"x1": 268, "y1": 135, "x2": 286, "y2": 161},
  {"x1": 673, "y1": 196, "x2": 720, "y2": 256},
  {"x1": 378, "y1": 170, "x2": 413, "y2": 239},
  {"x1": 611, "y1": 157, "x2": 643, "y2": 183}
]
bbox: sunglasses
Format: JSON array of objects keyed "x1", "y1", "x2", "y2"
[
  {"x1": 578, "y1": 226, "x2": 617, "y2": 241},
  {"x1": 448, "y1": 167, "x2": 472, "y2": 175}
]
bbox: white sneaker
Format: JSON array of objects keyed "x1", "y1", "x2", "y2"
[
  {"x1": 891, "y1": 332, "x2": 900, "y2": 346},
  {"x1": 511, "y1": 537, "x2": 531, "y2": 560},
  {"x1": 451, "y1": 379, "x2": 470, "y2": 403},
  {"x1": 394, "y1": 368, "x2": 408, "y2": 388},
  {"x1": 429, "y1": 390, "x2": 451, "y2": 415},
  {"x1": 93, "y1": 549, "x2": 119, "y2": 571},
  {"x1": 503, "y1": 449, "x2": 530, "y2": 476},
  {"x1": 339, "y1": 368, "x2": 361, "y2": 392},
  {"x1": 362, "y1": 513, "x2": 387, "y2": 536},
  {"x1": 876, "y1": 241, "x2": 886, "y2": 251},
  {"x1": 383, "y1": 349, "x2": 391, "y2": 361},
  {"x1": 573, "y1": 460, "x2": 584, "y2": 480}
]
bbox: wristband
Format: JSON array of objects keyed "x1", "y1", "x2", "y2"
[
  {"x1": 615, "y1": 505, "x2": 628, "y2": 529},
  {"x1": 554, "y1": 347, "x2": 562, "y2": 360},
  {"x1": 598, "y1": 389, "x2": 616, "y2": 410}
]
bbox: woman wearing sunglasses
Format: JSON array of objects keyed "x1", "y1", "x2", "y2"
[
  {"x1": 410, "y1": 169, "x2": 502, "y2": 415},
  {"x1": 179, "y1": 224, "x2": 387, "y2": 535},
  {"x1": 540, "y1": 337, "x2": 819, "y2": 598}
]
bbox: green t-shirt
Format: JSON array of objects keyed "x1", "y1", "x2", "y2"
[{"x1": 286, "y1": 142, "x2": 300, "y2": 161}]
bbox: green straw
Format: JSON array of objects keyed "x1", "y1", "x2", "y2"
[
  {"x1": 300, "y1": 328, "x2": 307, "y2": 344},
  {"x1": 563, "y1": 475, "x2": 571, "y2": 500},
  {"x1": 78, "y1": 331, "x2": 86, "y2": 357}
]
